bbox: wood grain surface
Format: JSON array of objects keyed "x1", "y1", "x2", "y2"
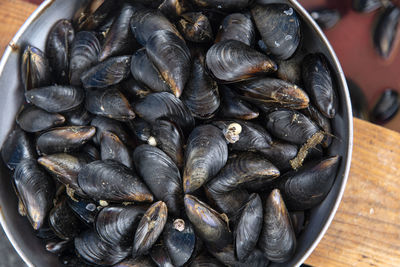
[{"x1": 1, "y1": 0, "x2": 400, "y2": 266}]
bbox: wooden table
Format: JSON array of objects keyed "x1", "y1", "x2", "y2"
[{"x1": 1, "y1": 0, "x2": 400, "y2": 266}]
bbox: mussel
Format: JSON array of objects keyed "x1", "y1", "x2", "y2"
[
  {"x1": 371, "y1": 89, "x2": 400, "y2": 124},
  {"x1": 310, "y1": 9, "x2": 341, "y2": 30},
  {"x1": 21, "y1": 45, "x2": 51, "y2": 91},
  {"x1": 215, "y1": 13, "x2": 255, "y2": 46},
  {"x1": 177, "y1": 12, "x2": 214, "y2": 43},
  {"x1": 49, "y1": 196, "x2": 81, "y2": 240},
  {"x1": 374, "y1": 5, "x2": 400, "y2": 59},
  {"x1": 100, "y1": 131, "x2": 133, "y2": 168},
  {"x1": 352, "y1": 0, "x2": 382, "y2": 13},
  {"x1": 16, "y1": 105, "x2": 65, "y2": 133},
  {"x1": 73, "y1": 0, "x2": 118, "y2": 31},
  {"x1": 218, "y1": 86, "x2": 259, "y2": 120}
]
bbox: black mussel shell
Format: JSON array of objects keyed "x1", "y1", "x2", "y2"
[
  {"x1": 95, "y1": 205, "x2": 147, "y2": 248},
  {"x1": 235, "y1": 78, "x2": 309, "y2": 109},
  {"x1": 310, "y1": 9, "x2": 341, "y2": 30},
  {"x1": 206, "y1": 40, "x2": 277, "y2": 83},
  {"x1": 130, "y1": 48, "x2": 172, "y2": 93},
  {"x1": 75, "y1": 230, "x2": 130, "y2": 266},
  {"x1": 302, "y1": 105, "x2": 332, "y2": 147},
  {"x1": 25, "y1": 86, "x2": 84, "y2": 113},
  {"x1": 146, "y1": 30, "x2": 191, "y2": 97},
  {"x1": 181, "y1": 51, "x2": 220, "y2": 119},
  {"x1": 163, "y1": 219, "x2": 196, "y2": 266},
  {"x1": 67, "y1": 195, "x2": 99, "y2": 225},
  {"x1": 158, "y1": 0, "x2": 190, "y2": 20},
  {"x1": 209, "y1": 244, "x2": 269, "y2": 267},
  {"x1": 120, "y1": 77, "x2": 152, "y2": 100},
  {"x1": 218, "y1": 85, "x2": 259, "y2": 120},
  {"x1": 114, "y1": 256, "x2": 156, "y2": 267},
  {"x1": 374, "y1": 5, "x2": 400, "y2": 58},
  {"x1": 191, "y1": 0, "x2": 250, "y2": 11},
  {"x1": 206, "y1": 152, "x2": 279, "y2": 193},
  {"x1": 46, "y1": 19, "x2": 75, "y2": 84},
  {"x1": 133, "y1": 92, "x2": 195, "y2": 134},
  {"x1": 78, "y1": 160, "x2": 153, "y2": 203},
  {"x1": 265, "y1": 109, "x2": 320, "y2": 145},
  {"x1": 177, "y1": 12, "x2": 214, "y2": 43},
  {"x1": 235, "y1": 193, "x2": 263, "y2": 262},
  {"x1": 49, "y1": 196, "x2": 81, "y2": 240},
  {"x1": 258, "y1": 189, "x2": 296, "y2": 263},
  {"x1": 277, "y1": 156, "x2": 340, "y2": 210},
  {"x1": 371, "y1": 89, "x2": 399, "y2": 124},
  {"x1": 149, "y1": 241, "x2": 175, "y2": 267},
  {"x1": 74, "y1": 0, "x2": 118, "y2": 31},
  {"x1": 352, "y1": 0, "x2": 382, "y2": 13},
  {"x1": 126, "y1": 117, "x2": 153, "y2": 143},
  {"x1": 81, "y1": 55, "x2": 131, "y2": 89},
  {"x1": 133, "y1": 145, "x2": 182, "y2": 215},
  {"x1": 85, "y1": 88, "x2": 136, "y2": 121},
  {"x1": 183, "y1": 125, "x2": 228, "y2": 193},
  {"x1": 101, "y1": 131, "x2": 133, "y2": 168},
  {"x1": 16, "y1": 105, "x2": 65, "y2": 133},
  {"x1": 132, "y1": 201, "x2": 168, "y2": 258},
  {"x1": 13, "y1": 159, "x2": 55, "y2": 230},
  {"x1": 46, "y1": 240, "x2": 72, "y2": 254},
  {"x1": 91, "y1": 116, "x2": 131, "y2": 145},
  {"x1": 252, "y1": 4, "x2": 300, "y2": 60},
  {"x1": 215, "y1": 13, "x2": 255, "y2": 46},
  {"x1": 21, "y1": 45, "x2": 51, "y2": 91},
  {"x1": 70, "y1": 31, "x2": 101, "y2": 86},
  {"x1": 190, "y1": 252, "x2": 224, "y2": 267},
  {"x1": 36, "y1": 126, "x2": 96, "y2": 155},
  {"x1": 184, "y1": 195, "x2": 232, "y2": 250},
  {"x1": 151, "y1": 119, "x2": 184, "y2": 169},
  {"x1": 302, "y1": 53, "x2": 337, "y2": 118},
  {"x1": 63, "y1": 105, "x2": 93, "y2": 126}
]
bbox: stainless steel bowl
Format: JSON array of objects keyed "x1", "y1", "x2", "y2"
[{"x1": 0, "y1": 0, "x2": 353, "y2": 266}]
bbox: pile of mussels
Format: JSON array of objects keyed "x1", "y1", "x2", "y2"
[{"x1": 1, "y1": 0, "x2": 341, "y2": 266}]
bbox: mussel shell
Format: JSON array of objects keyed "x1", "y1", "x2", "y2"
[
  {"x1": 13, "y1": 159, "x2": 55, "y2": 230},
  {"x1": 114, "y1": 256, "x2": 156, "y2": 267},
  {"x1": 183, "y1": 125, "x2": 228, "y2": 193},
  {"x1": 146, "y1": 30, "x2": 191, "y2": 97},
  {"x1": 235, "y1": 193, "x2": 263, "y2": 262},
  {"x1": 310, "y1": 9, "x2": 341, "y2": 30},
  {"x1": 132, "y1": 201, "x2": 168, "y2": 258},
  {"x1": 16, "y1": 105, "x2": 65, "y2": 133},
  {"x1": 302, "y1": 53, "x2": 337, "y2": 118},
  {"x1": 133, "y1": 92, "x2": 195, "y2": 135},
  {"x1": 218, "y1": 85, "x2": 259, "y2": 120},
  {"x1": 21, "y1": 45, "x2": 51, "y2": 91},
  {"x1": 151, "y1": 119, "x2": 184, "y2": 168},
  {"x1": 78, "y1": 159, "x2": 153, "y2": 203},
  {"x1": 209, "y1": 244, "x2": 269, "y2": 267},
  {"x1": 95, "y1": 205, "x2": 147, "y2": 248},
  {"x1": 69, "y1": 31, "x2": 101, "y2": 86},
  {"x1": 177, "y1": 12, "x2": 214, "y2": 43},
  {"x1": 206, "y1": 40, "x2": 277, "y2": 83},
  {"x1": 352, "y1": 0, "x2": 382, "y2": 13},
  {"x1": 49, "y1": 197, "x2": 81, "y2": 240},
  {"x1": 149, "y1": 241, "x2": 175, "y2": 267},
  {"x1": 81, "y1": 55, "x2": 131, "y2": 89},
  {"x1": 191, "y1": 0, "x2": 250, "y2": 11},
  {"x1": 184, "y1": 194, "x2": 232, "y2": 250},
  {"x1": 190, "y1": 253, "x2": 224, "y2": 267},
  {"x1": 215, "y1": 13, "x2": 255, "y2": 46},
  {"x1": 181, "y1": 52, "x2": 220, "y2": 119},
  {"x1": 258, "y1": 141, "x2": 298, "y2": 172},
  {"x1": 265, "y1": 109, "x2": 320, "y2": 145},
  {"x1": 130, "y1": 48, "x2": 172, "y2": 93},
  {"x1": 302, "y1": 105, "x2": 332, "y2": 147},
  {"x1": 91, "y1": 116, "x2": 131, "y2": 145},
  {"x1": 25, "y1": 86, "x2": 84, "y2": 113},
  {"x1": 371, "y1": 89, "x2": 400, "y2": 124},
  {"x1": 74, "y1": 0, "x2": 118, "y2": 31},
  {"x1": 277, "y1": 156, "x2": 340, "y2": 210},
  {"x1": 251, "y1": 4, "x2": 301, "y2": 60},
  {"x1": 158, "y1": 0, "x2": 190, "y2": 20},
  {"x1": 163, "y1": 219, "x2": 196, "y2": 266},
  {"x1": 133, "y1": 145, "x2": 182, "y2": 215},
  {"x1": 46, "y1": 19, "x2": 75, "y2": 84},
  {"x1": 75, "y1": 230, "x2": 130, "y2": 266},
  {"x1": 36, "y1": 126, "x2": 96, "y2": 155},
  {"x1": 85, "y1": 88, "x2": 136, "y2": 121},
  {"x1": 120, "y1": 77, "x2": 152, "y2": 100},
  {"x1": 258, "y1": 189, "x2": 296, "y2": 263},
  {"x1": 101, "y1": 131, "x2": 133, "y2": 168},
  {"x1": 63, "y1": 105, "x2": 93, "y2": 126},
  {"x1": 67, "y1": 195, "x2": 99, "y2": 225}
]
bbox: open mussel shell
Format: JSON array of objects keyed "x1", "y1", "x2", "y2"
[
  {"x1": 133, "y1": 145, "x2": 182, "y2": 215},
  {"x1": 181, "y1": 51, "x2": 220, "y2": 119},
  {"x1": 73, "y1": 0, "x2": 118, "y2": 31},
  {"x1": 21, "y1": 45, "x2": 51, "y2": 91},
  {"x1": 114, "y1": 256, "x2": 156, "y2": 267},
  {"x1": 302, "y1": 105, "x2": 332, "y2": 148},
  {"x1": 277, "y1": 156, "x2": 340, "y2": 210},
  {"x1": 69, "y1": 31, "x2": 101, "y2": 86},
  {"x1": 67, "y1": 195, "x2": 99, "y2": 225},
  {"x1": 251, "y1": 4, "x2": 301, "y2": 60},
  {"x1": 85, "y1": 88, "x2": 136, "y2": 121},
  {"x1": 163, "y1": 218, "x2": 196, "y2": 266},
  {"x1": 75, "y1": 230, "x2": 130, "y2": 266},
  {"x1": 130, "y1": 48, "x2": 171, "y2": 93},
  {"x1": 310, "y1": 9, "x2": 341, "y2": 30},
  {"x1": 95, "y1": 205, "x2": 147, "y2": 248},
  {"x1": 133, "y1": 92, "x2": 195, "y2": 134},
  {"x1": 177, "y1": 12, "x2": 213, "y2": 43},
  {"x1": 259, "y1": 141, "x2": 298, "y2": 172},
  {"x1": 63, "y1": 105, "x2": 93, "y2": 126},
  {"x1": 215, "y1": 13, "x2": 255, "y2": 46},
  {"x1": 371, "y1": 89, "x2": 400, "y2": 124},
  {"x1": 158, "y1": 0, "x2": 190, "y2": 20},
  {"x1": 13, "y1": 159, "x2": 55, "y2": 230},
  {"x1": 352, "y1": 0, "x2": 382, "y2": 13},
  {"x1": 218, "y1": 85, "x2": 259, "y2": 120},
  {"x1": 190, "y1": 252, "x2": 224, "y2": 267},
  {"x1": 81, "y1": 55, "x2": 131, "y2": 89},
  {"x1": 302, "y1": 53, "x2": 337, "y2": 118},
  {"x1": 374, "y1": 5, "x2": 400, "y2": 59},
  {"x1": 49, "y1": 196, "x2": 81, "y2": 240},
  {"x1": 101, "y1": 131, "x2": 133, "y2": 168},
  {"x1": 184, "y1": 195, "x2": 232, "y2": 250},
  {"x1": 259, "y1": 189, "x2": 296, "y2": 263},
  {"x1": 91, "y1": 116, "x2": 131, "y2": 146},
  {"x1": 206, "y1": 40, "x2": 277, "y2": 83},
  {"x1": 16, "y1": 105, "x2": 65, "y2": 133},
  {"x1": 46, "y1": 19, "x2": 75, "y2": 84},
  {"x1": 191, "y1": 0, "x2": 250, "y2": 11},
  {"x1": 25, "y1": 85, "x2": 84, "y2": 113},
  {"x1": 36, "y1": 126, "x2": 96, "y2": 155},
  {"x1": 132, "y1": 201, "x2": 168, "y2": 258},
  {"x1": 78, "y1": 159, "x2": 153, "y2": 203},
  {"x1": 183, "y1": 125, "x2": 228, "y2": 193},
  {"x1": 209, "y1": 244, "x2": 269, "y2": 267},
  {"x1": 146, "y1": 30, "x2": 191, "y2": 98}
]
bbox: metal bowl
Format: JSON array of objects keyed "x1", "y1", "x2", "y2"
[{"x1": 0, "y1": 0, "x2": 353, "y2": 266}]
